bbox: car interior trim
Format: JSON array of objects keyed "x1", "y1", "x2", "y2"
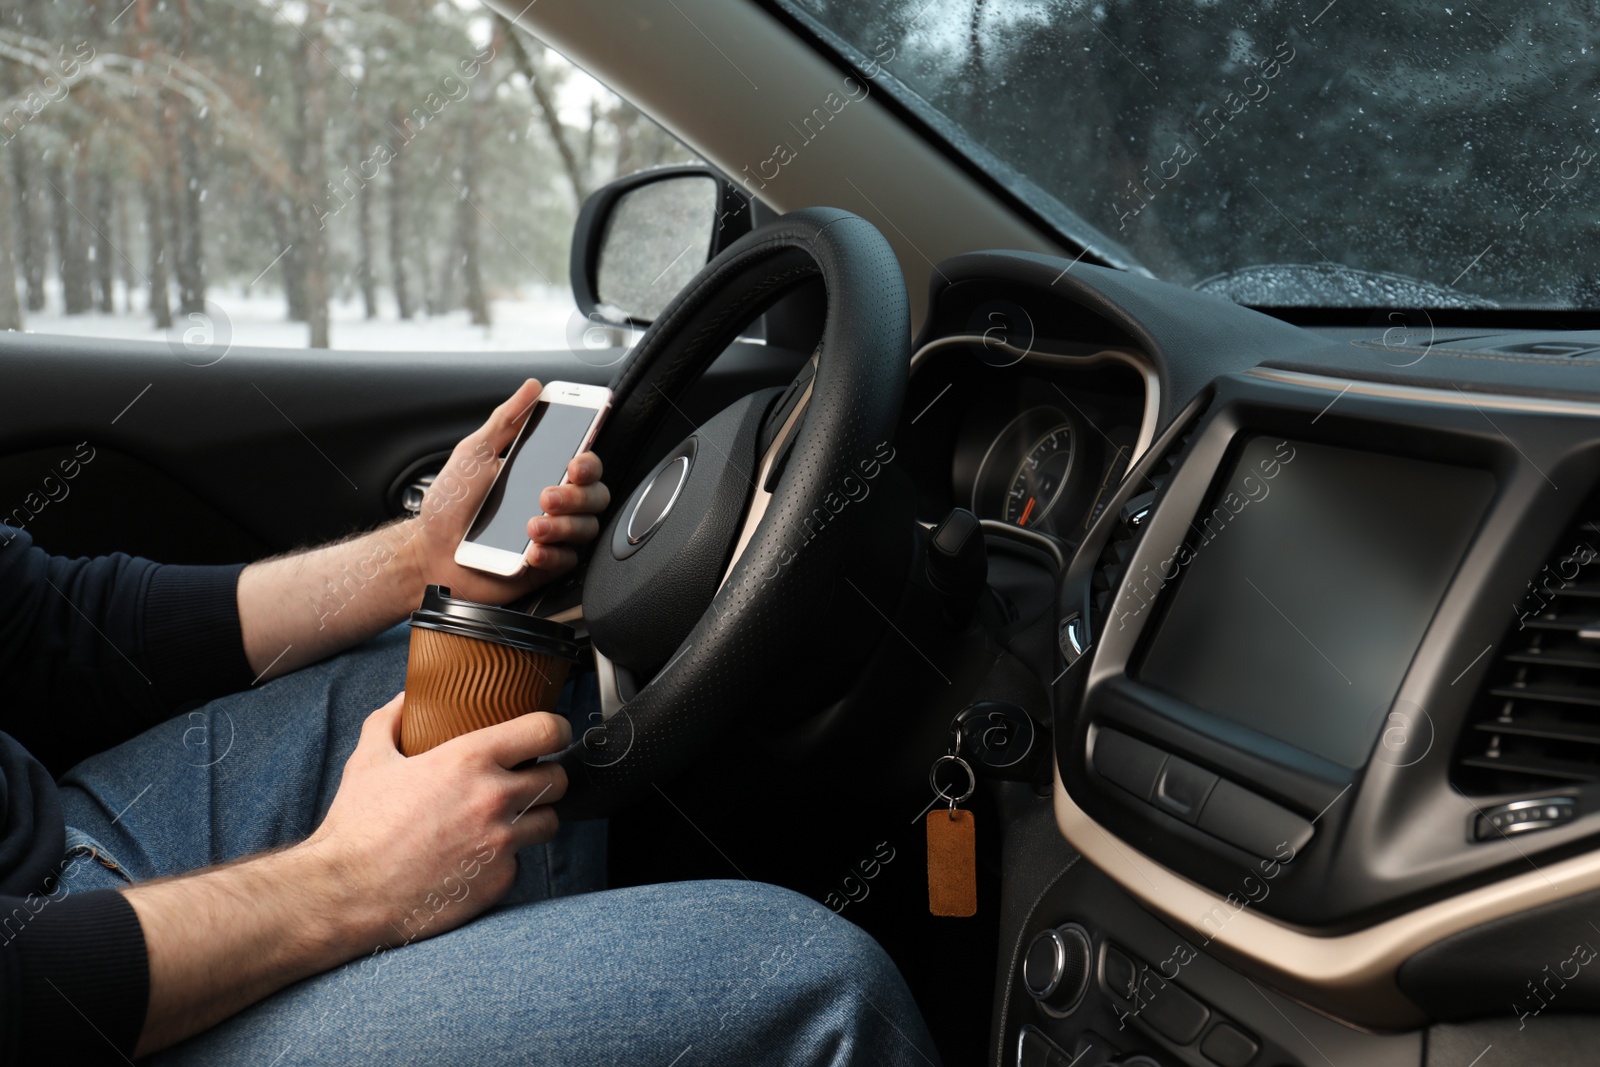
[
  {"x1": 978, "y1": 520, "x2": 1066, "y2": 574},
  {"x1": 544, "y1": 605, "x2": 583, "y2": 625},
  {"x1": 1248, "y1": 366, "x2": 1600, "y2": 418},
  {"x1": 909, "y1": 334, "x2": 1160, "y2": 465},
  {"x1": 593, "y1": 645, "x2": 627, "y2": 723},
  {"x1": 1052, "y1": 760, "x2": 1600, "y2": 1030},
  {"x1": 718, "y1": 359, "x2": 818, "y2": 590}
]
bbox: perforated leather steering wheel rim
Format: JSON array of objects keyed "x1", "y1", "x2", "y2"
[{"x1": 554, "y1": 207, "x2": 910, "y2": 818}]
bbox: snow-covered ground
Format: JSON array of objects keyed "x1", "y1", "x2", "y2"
[{"x1": 12, "y1": 282, "x2": 590, "y2": 353}]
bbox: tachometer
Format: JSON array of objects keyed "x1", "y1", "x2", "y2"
[{"x1": 1003, "y1": 423, "x2": 1075, "y2": 528}]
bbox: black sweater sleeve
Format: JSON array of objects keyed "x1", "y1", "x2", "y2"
[
  {"x1": 0, "y1": 525, "x2": 254, "y2": 773},
  {"x1": 0, "y1": 887, "x2": 148, "y2": 1064},
  {"x1": 0, "y1": 525, "x2": 253, "y2": 1063}
]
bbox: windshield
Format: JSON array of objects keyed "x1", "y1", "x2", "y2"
[{"x1": 776, "y1": 0, "x2": 1600, "y2": 310}]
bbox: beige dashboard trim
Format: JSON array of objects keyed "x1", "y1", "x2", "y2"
[
  {"x1": 718, "y1": 357, "x2": 816, "y2": 590},
  {"x1": 1054, "y1": 767, "x2": 1600, "y2": 1029}
]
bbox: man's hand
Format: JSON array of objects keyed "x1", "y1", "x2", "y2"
[
  {"x1": 406, "y1": 378, "x2": 611, "y2": 606},
  {"x1": 237, "y1": 379, "x2": 611, "y2": 683},
  {"x1": 125, "y1": 693, "x2": 570, "y2": 1055},
  {"x1": 304, "y1": 693, "x2": 571, "y2": 946}
]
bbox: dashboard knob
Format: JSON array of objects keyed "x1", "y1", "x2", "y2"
[{"x1": 1022, "y1": 923, "x2": 1091, "y2": 1014}]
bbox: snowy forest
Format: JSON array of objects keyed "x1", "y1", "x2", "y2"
[
  {"x1": 0, "y1": 0, "x2": 692, "y2": 348},
  {"x1": 793, "y1": 0, "x2": 1600, "y2": 309},
  {"x1": 10, "y1": 0, "x2": 1598, "y2": 343}
]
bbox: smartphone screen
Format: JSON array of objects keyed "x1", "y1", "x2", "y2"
[{"x1": 464, "y1": 401, "x2": 598, "y2": 554}]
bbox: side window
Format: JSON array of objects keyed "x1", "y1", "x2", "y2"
[{"x1": 0, "y1": 4, "x2": 695, "y2": 351}]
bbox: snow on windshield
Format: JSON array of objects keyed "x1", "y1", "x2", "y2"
[{"x1": 782, "y1": 0, "x2": 1600, "y2": 309}]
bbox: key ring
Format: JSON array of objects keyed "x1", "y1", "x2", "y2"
[{"x1": 929, "y1": 754, "x2": 976, "y2": 815}]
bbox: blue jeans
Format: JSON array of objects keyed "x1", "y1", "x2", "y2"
[{"x1": 56, "y1": 625, "x2": 939, "y2": 1066}]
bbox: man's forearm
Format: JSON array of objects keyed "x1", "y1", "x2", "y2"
[
  {"x1": 123, "y1": 842, "x2": 378, "y2": 1056},
  {"x1": 234, "y1": 382, "x2": 607, "y2": 683},
  {"x1": 237, "y1": 519, "x2": 427, "y2": 681}
]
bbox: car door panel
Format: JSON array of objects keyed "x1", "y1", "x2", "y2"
[{"x1": 0, "y1": 334, "x2": 806, "y2": 563}]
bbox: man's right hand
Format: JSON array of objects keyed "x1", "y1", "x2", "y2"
[
  {"x1": 123, "y1": 695, "x2": 571, "y2": 1056},
  {"x1": 306, "y1": 693, "x2": 571, "y2": 948}
]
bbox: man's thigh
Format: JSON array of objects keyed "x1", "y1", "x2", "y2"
[
  {"x1": 56, "y1": 624, "x2": 414, "y2": 880},
  {"x1": 145, "y1": 880, "x2": 940, "y2": 1067}
]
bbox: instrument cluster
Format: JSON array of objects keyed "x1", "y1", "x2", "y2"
[{"x1": 953, "y1": 373, "x2": 1145, "y2": 548}]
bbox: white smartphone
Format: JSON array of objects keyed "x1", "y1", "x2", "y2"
[{"x1": 454, "y1": 381, "x2": 613, "y2": 577}]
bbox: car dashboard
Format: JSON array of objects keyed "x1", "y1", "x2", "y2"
[{"x1": 895, "y1": 250, "x2": 1600, "y2": 1067}]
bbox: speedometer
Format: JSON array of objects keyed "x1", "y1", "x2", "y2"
[{"x1": 1003, "y1": 423, "x2": 1075, "y2": 528}]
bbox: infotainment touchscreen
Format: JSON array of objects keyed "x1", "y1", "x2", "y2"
[{"x1": 1137, "y1": 437, "x2": 1495, "y2": 768}]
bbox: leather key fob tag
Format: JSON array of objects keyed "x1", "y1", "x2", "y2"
[{"x1": 926, "y1": 809, "x2": 977, "y2": 917}]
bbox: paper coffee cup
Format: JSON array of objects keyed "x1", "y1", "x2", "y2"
[{"x1": 401, "y1": 585, "x2": 581, "y2": 756}]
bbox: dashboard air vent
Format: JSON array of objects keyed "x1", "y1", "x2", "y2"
[
  {"x1": 1089, "y1": 428, "x2": 1195, "y2": 636},
  {"x1": 1498, "y1": 341, "x2": 1600, "y2": 358},
  {"x1": 1454, "y1": 507, "x2": 1600, "y2": 793},
  {"x1": 1446, "y1": 332, "x2": 1600, "y2": 360}
]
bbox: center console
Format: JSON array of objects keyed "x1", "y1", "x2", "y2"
[
  {"x1": 1018, "y1": 367, "x2": 1600, "y2": 1062},
  {"x1": 1064, "y1": 367, "x2": 1600, "y2": 923}
]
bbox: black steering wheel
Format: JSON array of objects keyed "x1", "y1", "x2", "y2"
[{"x1": 553, "y1": 207, "x2": 911, "y2": 818}]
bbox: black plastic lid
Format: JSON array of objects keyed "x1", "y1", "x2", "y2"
[{"x1": 409, "y1": 585, "x2": 580, "y2": 661}]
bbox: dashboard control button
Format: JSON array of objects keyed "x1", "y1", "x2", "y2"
[
  {"x1": 1059, "y1": 612, "x2": 1090, "y2": 667},
  {"x1": 1121, "y1": 490, "x2": 1156, "y2": 528},
  {"x1": 1199, "y1": 1021, "x2": 1259, "y2": 1066},
  {"x1": 1153, "y1": 757, "x2": 1218, "y2": 824},
  {"x1": 1092, "y1": 728, "x2": 1167, "y2": 801},
  {"x1": 1196, "y1": 779, "x2": 1314, "y2": 860},
  {"x1": 1070, "y1": 1031, "x2": 1120, "y2": 1066},
  {"x1": 931, "y1": 505, "x2": 982, "y2": 556},
  {"x1": 1022, "y1": 925, "x2": 1092, "y2": 1014},
  {"x1": 1015, "y1": 1024, "x2": 1081, "y2": 1067},
  {"x1": 1102, "y1": 943, "x2": 1140, "y2": 1002},
  {"x1": 1023, "y1": 930, "x2": 1065, "y2": 998},
  {"x1": 1139, "y1": 976, "x2": 1210, "y2": 1044}
]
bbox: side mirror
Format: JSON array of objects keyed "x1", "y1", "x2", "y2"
[{"x1": 570, "y1": 165, "x2": 754, "y2": 327}]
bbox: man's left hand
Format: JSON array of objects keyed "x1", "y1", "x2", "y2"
[{"x1": 406, "y1": 379, "x2": 611, "y2": 605}]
